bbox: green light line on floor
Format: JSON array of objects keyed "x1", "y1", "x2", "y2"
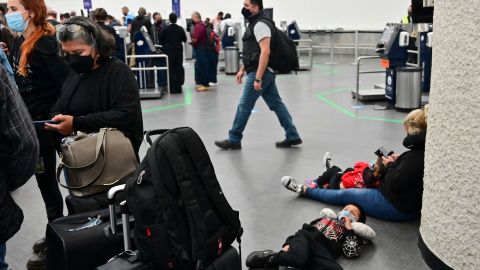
[
  {"x1": 316, "y1": 88, "x2": 404, "y2": 124},
  {"x1": 142, "y1": 87, "x2": 193, "y2": 113}
]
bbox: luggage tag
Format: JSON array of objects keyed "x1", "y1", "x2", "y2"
[{"x1": 66, "y1": 215, "x2": 102, "y2": 232}]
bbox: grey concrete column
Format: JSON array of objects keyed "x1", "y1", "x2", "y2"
[{"x1": 419, "y1": 1, "x2": 480, "y2": 269}]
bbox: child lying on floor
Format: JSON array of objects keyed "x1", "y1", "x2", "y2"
[
  {"x1": 305, "y1": 153, "x2": 386, "y2": 190},
  {"x1": 246, "y1": 203, "x2": 375, "y2": 270}
]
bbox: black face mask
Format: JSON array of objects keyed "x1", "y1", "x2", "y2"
[
  {"x1": 65, "y1": 54, "x2": 94, "y2": 76},
  {"x1": 241, "y1": 7, "x2": 252, "y2": 19}
]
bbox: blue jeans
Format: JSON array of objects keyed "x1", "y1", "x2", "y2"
[
  {"x1": 229, "y1": 70, "x2": 300, "y2": 144},
  {"x1": 304, "y1": 188, "x2": 415, "y2": 222},
  {"x1": 194, "y1": 47, "x2": 209, "y2": 86},
  {"x1": 0, "y1": 243, "x2": 7, "y2": 270}
]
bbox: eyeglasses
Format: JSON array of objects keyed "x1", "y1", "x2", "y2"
[{"x1": 56, "y1": 22, "x2": 93, "y2": 34}]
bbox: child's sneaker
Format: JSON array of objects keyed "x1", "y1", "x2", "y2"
[
  {"x1": 304, "y1": 179, "x2": 318, "y2": 189},
  {"x1": 323, "y1": 152, "x2": 334, "y2": 171},
  {"x1": 281, "y1": 176, "x2": 305, "y2": 194}
]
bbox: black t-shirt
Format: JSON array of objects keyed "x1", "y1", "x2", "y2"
[
  {"x1": 9, "y1": 35, "x2": 70, "y2": 118},
  {"x1": 159, "y1": 24, "x2": 187, "y2": 52}
]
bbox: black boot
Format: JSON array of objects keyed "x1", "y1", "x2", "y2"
[{"x1": 246, "y1": 250, "x2": 277, "y2": 269}]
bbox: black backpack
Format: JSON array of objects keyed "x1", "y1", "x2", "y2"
[
  {"x1": 251, "y1": 18, "x2": 299, "y2": 74},
  {"x1": 125, "y1": 127, "x2": 243, "y2": 269}
]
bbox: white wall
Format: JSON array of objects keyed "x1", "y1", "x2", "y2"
[{"x1": 38, "y1": 0, "x2": 409, "y2": 30}]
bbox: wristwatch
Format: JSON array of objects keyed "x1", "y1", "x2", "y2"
[{"x1": 254, "y1": 78, "x2": 262, "y2": 83}]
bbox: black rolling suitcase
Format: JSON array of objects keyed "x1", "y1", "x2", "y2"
[
  {"x1": 96, "y1": 201, "x2": 241, "y2": 270},
  {"x1": 46, "y1": 185, "x2": 131, "y2": 270}
]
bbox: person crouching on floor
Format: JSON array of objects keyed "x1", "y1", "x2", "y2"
[{"x1": 246, "y1": 203, "x2": 375, "y2": 270}]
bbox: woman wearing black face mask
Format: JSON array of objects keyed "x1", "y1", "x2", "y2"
[{"x1": 47, "y1": 17, "x2": 143, "y2": 157}]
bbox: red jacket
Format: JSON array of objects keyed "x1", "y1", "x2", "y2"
[
  {"x1": 341, "y1": 162, "x2": 379, "y2": 189},
  {"x1": 192, "y1": 22, "x2": 207, "y2": 48}
]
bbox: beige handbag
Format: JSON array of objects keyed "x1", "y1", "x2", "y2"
[{"x1": 57, "y1": 128, "x2": 138, "y2": 197}]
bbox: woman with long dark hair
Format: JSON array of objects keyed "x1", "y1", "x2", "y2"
[{"x1": 6, "y1": 1, "x2": 69, "y2": 267}]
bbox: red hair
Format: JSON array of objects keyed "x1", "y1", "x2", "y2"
[{"x1": 18, "y1": 0, "x2": 56, "y2": 77}]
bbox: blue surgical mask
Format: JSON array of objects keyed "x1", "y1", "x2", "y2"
[
  {"x1": 6, "y1": 11, "x2": 28, "y2": 33},
  {"x1": 337, "y1": 210, "x2": 357, "y2": 223}
]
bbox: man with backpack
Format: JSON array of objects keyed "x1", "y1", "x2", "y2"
[{"x1": 215, "y1": 0, "x2": 302, "y2": 150}]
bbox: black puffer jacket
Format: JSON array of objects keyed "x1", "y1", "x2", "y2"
[{"x1": 379, "y1": 132, "x2": 426, "y2": 216}]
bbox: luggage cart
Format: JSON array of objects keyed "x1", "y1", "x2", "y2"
[
  {"x1": 295, "y1": 39, "x2": 313, "y2": 71},
  {"x1": 127, "y1": 54, "x2": 170, "y2": 99}
]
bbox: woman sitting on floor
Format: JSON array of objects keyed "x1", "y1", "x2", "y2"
[{"x1": 282, "y1": 106, "x2": 428, "y2": 222}]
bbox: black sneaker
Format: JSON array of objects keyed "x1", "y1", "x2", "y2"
[
  {"x1": 215, "y1": 139, "x2": 242, "y2": 150},
  {"x1": 275, "y1": 138, "x2": 303, "y2": 148},
  {"x1": 281, "y1": 176, "x2": 305, "y2": 194},
  {"x1": 26, "y1": 250, "x2": 47, "y2": 270},
  {"x1": 323, "y1": 152, "x2": 334, "y2": 171},
  {"x1": 32, "y1": 238, "x2": 46, "y2": 254},
  {"x1": 245, "y1": 250, "x2": 276, "y2": 269}
]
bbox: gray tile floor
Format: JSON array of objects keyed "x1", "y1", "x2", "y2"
[{"x1": 6, "y1": 55, "x2": 429, "y2": 270}]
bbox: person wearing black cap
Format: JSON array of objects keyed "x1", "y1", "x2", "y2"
[{"x1": 246, "y1": 203, "x2": 373, "y2": 269}]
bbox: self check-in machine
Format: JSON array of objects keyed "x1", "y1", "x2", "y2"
[{"x1": 376, "y1": 24, "x2": 409, "y2": 105}]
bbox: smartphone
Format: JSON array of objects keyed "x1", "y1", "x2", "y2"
[
  {"x1": 33, "y1": 120, "x2": 59, "y2": 128},
  {"x1": 374, "y1": 147, "x2": 389, "y2": 158}
]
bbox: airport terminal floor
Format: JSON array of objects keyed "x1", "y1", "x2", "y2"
[{"x1": 7, "y1": 55, "x2": 429, "y2": 269}]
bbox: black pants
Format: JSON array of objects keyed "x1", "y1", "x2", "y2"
[
  {"x1": 207, "y1": 50, "x2": 219, "y2": 84},
  {"x1": 315, "y1": 166, "x2": 345, "y2": 189},
  {"x1": 35, "y1": 129, "x2": 63, "y2": 222},
  {"x1": 270, "y1": 226, "x2": 343, "y2": 270},
  {"x1": 165, "y1": 48, "x2": 185, "y2": 93}
]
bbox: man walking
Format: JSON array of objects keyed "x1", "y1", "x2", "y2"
[
  {"x1": 159, "y1": 13, "x2": 187, "y2": 94},
  {"x1": 215, "y1": 0, "x2": 302, "y2": 150},
  {"x1": 0, "y1": 62, "x2": 39, "y2": 270}
]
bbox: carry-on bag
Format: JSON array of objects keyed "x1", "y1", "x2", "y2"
[
  {"x1": 46, "y1": 185, "x2": 132, "y2": 270},
  {"x1": 125, "y1": 127, "x2": 243, "y2": 269},
  {"x1": 96, "y1": 200, "x2": 241, "y2": 270},
  {"x1": 57, "y1": 128, "x2": 138, "y2": 197}
]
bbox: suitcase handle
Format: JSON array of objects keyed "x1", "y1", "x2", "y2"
[
  {"x1": 120, "y1": 201, "x2": 132, "y2": 251},
  {"x1": 108, "y1": 184, "x2": 126, "y2": 235}
]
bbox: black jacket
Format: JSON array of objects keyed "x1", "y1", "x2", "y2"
[
  {"x1": 159, "y1": 23, "x2": 187, "y2": 52},
  {"x1": 9, "y1": 35, "x2": 70, "y2": 119},
  {"x1": 130, "y1": 16, "x2": 152, "y2": 42},
  {"x1": 0, "y1": 66, "x2": 39, "y2": 244},
  {"x1": 51, "y1": 58, "x2": 144, "y2": 153},
  {"x1": 379, "y1": 132, "x2": 426, "y2": 216}
]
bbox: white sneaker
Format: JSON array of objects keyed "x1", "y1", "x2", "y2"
[
  {"x1": 323, "y1": 152, "x2": 334, "y2": 171},
  {"x1": 281, "y1": 176, "x2": 305, "y2": 194},
  {"x1": 209, "y1": 82, "x2": 219, "y2": 86}
]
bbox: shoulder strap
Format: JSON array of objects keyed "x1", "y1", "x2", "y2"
[
  {"x1": 159, "y1": 129, "x2": 208, "y2": 270},
  {"x1": 175, "y1": 128, "x2": 243, "y2": 240},
  {"x1": 146, "y1": 137, "x2": 192, "y2": 268}
]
